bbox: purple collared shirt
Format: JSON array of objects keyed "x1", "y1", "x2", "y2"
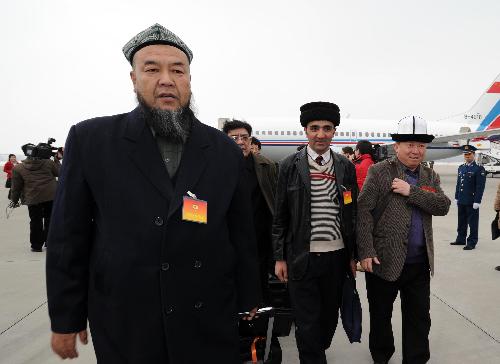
[{"x1": 404, "y1": 168, "x2": 427, "y2": 263}]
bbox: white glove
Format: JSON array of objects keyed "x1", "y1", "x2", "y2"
[
  {"x1": 473, "y1": 203, "x2": 480, "y2": 209},
  {"x1": 455, "y1": 199, "x2": 458, "y2": 204}
]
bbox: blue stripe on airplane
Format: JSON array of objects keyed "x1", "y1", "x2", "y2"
[{"x1": 476, "y1": 100, "x2": 500, "y2": 131}]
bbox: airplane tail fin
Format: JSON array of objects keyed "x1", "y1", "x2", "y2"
[{"x1": 466, "y1": 73, "x2": 500, "y2": 131}]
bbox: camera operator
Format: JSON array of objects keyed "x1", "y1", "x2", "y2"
[{"x1": 10, "y1": 141, "x2": 62, "y2": 252}]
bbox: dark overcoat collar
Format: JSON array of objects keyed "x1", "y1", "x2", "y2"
[{"x1": 122, "y1": 107, "x2": 211, "y2": 219}]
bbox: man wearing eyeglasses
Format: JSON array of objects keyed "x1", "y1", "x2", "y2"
[
  {"x1": 273, "y1": 102, "x2": 358, "y2": 363},
  {"x1": 223, "y1": 119, "x2": 281, "y2": 362}
]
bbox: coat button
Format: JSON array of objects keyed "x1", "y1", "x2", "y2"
[
  {"x1": 194, "y1": 260, "x2": 202, "y2": 268},
  {"x1": 154, "y1": 217, "x2": 164, "y2": 226},
  {"x1": 194, "y1": 301, "x2": 203, "y2": 309},
  {"x1": 165, "y1": 306, "x2": 174, "y2": 315},
  {"x1": 161, "y1": 262, "x2": 170, "y2": 271}
]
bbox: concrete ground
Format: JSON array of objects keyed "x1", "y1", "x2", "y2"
[{"x1": 1, "y1": 163, "x2": 500, "y2": 363}]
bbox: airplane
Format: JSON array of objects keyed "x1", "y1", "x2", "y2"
[{"x1": 218, "y1": 73, "x2": 500, "y2": 162}]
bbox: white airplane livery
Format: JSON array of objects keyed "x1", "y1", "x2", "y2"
[{"x1": 219, "y1": 74, "x2": 500, "y2": 162}]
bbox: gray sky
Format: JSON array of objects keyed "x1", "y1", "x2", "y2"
[{"x1": 1, "y1": 0, "x2": 499, "y2": 154}]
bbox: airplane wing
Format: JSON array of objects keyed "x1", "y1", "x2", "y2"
[{"x1": 432, "y1": 128, "x2": 500, "y2": 143}]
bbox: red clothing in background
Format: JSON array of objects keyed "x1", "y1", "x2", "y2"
[
  {"x1": 3, "y1": 161, "x2": 14, "y2": 179},
  {"x1": 355, "y1": 153, "x2": 374, "y2": 190}
]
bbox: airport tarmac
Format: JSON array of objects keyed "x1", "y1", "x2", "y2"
[{"x1": 1, "y1": 163, "x2": 500, "y2": 363}]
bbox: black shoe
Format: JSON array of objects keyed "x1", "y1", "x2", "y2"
[
  {"x1": 495, "y1": 266, "x2": 500, "y2": 271},
  {"x1": 450, "y1": 241, "x2": 465, "y2": 245},
  {"x1": 31, "y1": 248, "x2": 42, "y2": 252},
  {"x1": 463, "y1": 246, "x2": 475, "y2": 250}
]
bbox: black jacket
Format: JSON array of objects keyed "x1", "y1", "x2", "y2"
[
  {"x1": 46, "y1": 107, "x2": 261, "y2": 363},
  {"x1": 272, "y1": 148, "x2": 358, "y2": 280}
]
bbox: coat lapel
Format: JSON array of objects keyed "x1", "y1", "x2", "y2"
[
  {"x1": 167, "y1": 119, "x2": 210, "y2": 220},
  {"x1": 296, "y1": 148, "x2": 311, "y2": 194},
  {"x1": 332, "y1": 152, "x2": 345, "y2": 188},
  {"x1": 123, "y1": 108, "x2": 174, "y2": 201}
]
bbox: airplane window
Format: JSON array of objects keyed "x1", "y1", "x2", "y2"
[
  {"x1": 299, "y1": 131, "x2": 304, "y2": 135},
  {"x1": 262, "y1": 131, "x2": 266, "y2": 135},
  {"x1": 281, "y1": 131, "x2": 285, "y2": 135},
  {"x1": 383, "y1": 133, "x2": 386, "y2": 137},
  {"x1": 275, "y1": 131, "x2": 279, "y2": 135},
  {"x1": 365, "y1": 132, "x2": 369, "y2": 137},
  {"x1": 287, "y1": 131, "x2": 291, "y2": 135},
  {"x1": 335, "y1": 132, "x2": 338, "y2": 136},
  {"x1": 268, "y1": 131, "x2": 272, "y2": 135},
  {"x1": 370, "y1": 132, "x2": 374, "y2": 137},
  {"x1": 293, "y1": 131, "x2": 297, "y2": 135},
  {"x1": 359, "y1": 132, "x2": 362, "y2": 137},
  {"x1": 377, "y1": 133, "x2": 380, "y2": 137},
  {"x1": 352, "y1": 132, "x2": 355, "y2": 136},
  {"x1": 256, "y1": 131, "x2": 260, "y2": 135}
]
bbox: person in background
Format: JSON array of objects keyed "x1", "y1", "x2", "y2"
[
  {"x1": 341, "y1": 146, "x2": 355, "y2": 161},
  {"x1": 10, "y1": 148, "x2": 60, "y2": 252},
  {"x1": 273, "y1": 101, "x2": 358, "y2": 363},
  {"x1": 250, "y1": 136, "x2": 262, "y2": 155},
  {"x1": 357, "y1": 116, "x2": 450, "y2": 364},
  {"x1": 450, "y1": 145, "x2": 486, "y2": 250},
  {"x1": 3, "y1": 154, "x2": 18, "y2": 198},
  {"x1": 353, "y1": 140, "x2": 375, "y2": 190},
  {"x1": 494, "y1": 183, "x2": 500, "y2": 272},
  {"x1": 224, "y1": 119, "x2": 281, "y2": 363}
]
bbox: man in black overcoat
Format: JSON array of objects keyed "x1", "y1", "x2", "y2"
[{"x1": 46, "y1": 24, "x2": 261, "y2": 363}]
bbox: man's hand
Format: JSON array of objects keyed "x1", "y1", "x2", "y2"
[
  {"x1": 51, "y1": 330, "x2": 88, "y2": 359},
  {"x1": 275, "y1": 260, "x2": 288, "y2": 282},
  {"x1": 242, "y1": 307, "x2": 258, "y2": 321},
  {"x1": 473, "y1": 203, "x2": 480, "y2": 209},
  {"x1": 360, "y1": 257, "x2": 381, "y2": 273},
  {"x1": 350, "y1": 259, "x2": 357, "y2": 278},
  {"x1": 392, "y1": 178, "x2": 411, "y2": 196}
]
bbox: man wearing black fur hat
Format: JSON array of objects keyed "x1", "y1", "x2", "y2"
[
  {"x1": 273, "y1": 102, "x2": 358, "y2": 363},
  {"x1": 357, "y1": 116, "x2": 450, "y2": 364},
  {"x1": 46, "y1": 24, "x2": 260, "y2": 363}
]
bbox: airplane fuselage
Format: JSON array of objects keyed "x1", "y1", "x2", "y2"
[{"x1": 253, "y1": 119, "x2": 472, "y2": 161}]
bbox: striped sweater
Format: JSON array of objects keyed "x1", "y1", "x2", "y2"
[{"x1": 309, "y1": 155, "x2": 345, "y2": 252}]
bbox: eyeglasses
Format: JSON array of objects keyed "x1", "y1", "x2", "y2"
[{"x1": 229, "y1": 134, "x2": 250, "y2": 142}]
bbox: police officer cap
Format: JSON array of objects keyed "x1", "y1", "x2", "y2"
[
  {"x1": 300, "y1": 102, "x2": 340, "y2": 127},
  {"x1": 462, "y1": 145, "x2": 477, "y2": 154},
  {"x1": 123, "y1": 23, "x2": 193, "y2": 65},
  {"x1": 391, "y1": 115, "x2": 434, "y2": 143}
]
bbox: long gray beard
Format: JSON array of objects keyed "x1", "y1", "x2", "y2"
[{"x1": 137, "y1": 94, "x2": 193, "y2": 143}]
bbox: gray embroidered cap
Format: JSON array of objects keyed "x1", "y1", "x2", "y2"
[{"x1": 122, "y1": 23, "x2": 193, "y2": 64}]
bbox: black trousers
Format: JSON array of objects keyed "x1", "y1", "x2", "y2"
[
  {"x1": 28, "y1": 200, "x2": 53, "y2": 249},
  {"x1": 365, "y1": 263, "x2": 431, "y2": 364},
  {"x1": 288, "y1": 249, "x2": 346, "y2": 364}
]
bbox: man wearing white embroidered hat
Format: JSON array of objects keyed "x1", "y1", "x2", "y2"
[{"x1": 357, "y1": 116, "x2": 450, "y2": 364}]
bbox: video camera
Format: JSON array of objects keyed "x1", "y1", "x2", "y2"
[{"x1": 22, "y1": 138, "x2": 62, "y2": 160}]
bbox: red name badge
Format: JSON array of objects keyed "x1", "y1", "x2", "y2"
[
  {"x1": 421, "y1": 186, "x2": 436, "y2": 193},
  {"x1": 343, "y1": 190, "x2": 353, "y2": 205},
  {"x1": 182, "y1": 196, "x2": 208, "y2": 224}
]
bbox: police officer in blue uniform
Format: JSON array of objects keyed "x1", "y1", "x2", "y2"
[{"x1": 450, "y1": 145, "x2": 487, "y2": 250}]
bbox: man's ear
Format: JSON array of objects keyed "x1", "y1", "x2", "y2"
[{"x1": 130, "y1": 70, "x2": 137, "y2": 92}]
